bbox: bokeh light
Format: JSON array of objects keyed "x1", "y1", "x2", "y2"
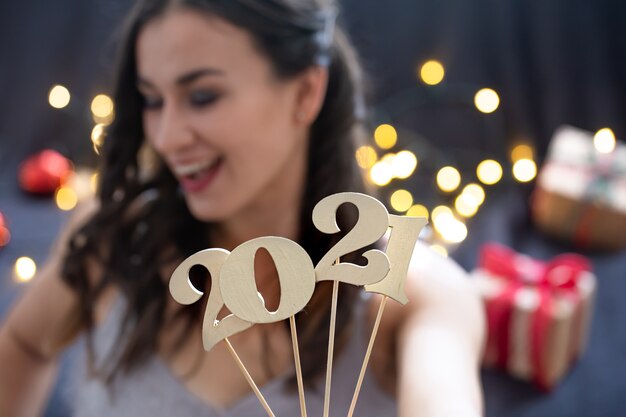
[
  {"x1": 419, "y1": 60, "x2": 445, "y2": 85},
  {"x1": 436, "y1": 166, "x2": 461, "y2": 192},
  {"x1": 91, "y1": 123, "x2": 106, "y2": 154},
  {"x1": 406, "y1": 204, "x2": 429, "y2": 220},
  {"x1": 477, "y1": 159, "x2": 503, "y2": 185},
  {"x1": 431, "y1": 205, "x2": 453, "y2": 222},
  {"x1": 390, "y1": 189, "x2": 414, "y2": 212},
  {"x1": 594, "y1": 128, "x2": 616, "y2": 154},
  {"x1": 374, "y1": 124, "x2": 398, "y2": 150},
  {"x1": 55, "y1": 186, "x2": 78, "y2": 211},
  {"x1": 48, "y1": 85, "x2": 70, "y2": 109},
  {"x1": 474, "y1": 88, "x2": 500, "y2": 113},
  {"x1": 67, "y1": 169, "x2": 97, "y2": 201},
  {"x1": 455, "y1": 194, "x2": 479, "y2": 217},
  {"x1": 433, "y1": 212, "x2": 468, "y2": 243},
  {"x1": 511, "y1": 144, "x2": 534, "y2": 162},
  {"x1": 462, "y1": 183, "x2": 485, "y2": 206},
  {"x1": 369, "y1": 159, "x2": 394, "y2": 186},
  {"x1": 512, "y1": 158, "x2": 537, "y2": 182},
  {"x1": 355, "y1": 145, "x2": 378, "y2": 169},
  {"x1": 14, "y1": 257, "x2": 37, "y2": 283},
  {"x1": 91, "y1": 94, "x2": 115, "y2": 124},
  {"x1": 391, "y1": 150, "x2": 418, "y2": 179}
]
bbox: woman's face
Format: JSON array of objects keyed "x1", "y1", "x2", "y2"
[{"x1": 136, "y1": 8, "x2": 317, "y2": 222}]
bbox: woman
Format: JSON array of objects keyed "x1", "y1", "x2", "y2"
[{"x1": 0, "y1": 0, "x2": 485, "y2": 416}]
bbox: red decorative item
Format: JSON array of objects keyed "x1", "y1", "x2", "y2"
[
  {"x1": 18, "y1": 149, "x2": 73, "y2": 195},
  {"x1": 471, "y1": 243, "x2": 596, "y2": 391},
  {"x1": 0, "y1": 212, "x2": 9, "y2": 248}
]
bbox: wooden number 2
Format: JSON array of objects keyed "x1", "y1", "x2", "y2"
[
  {"x1": 312, "y1": 192, "x2": 390, "y2": 286},
  {"x1": 169, "y1": 248, "x2": 253, "y2": 351},
  {"x1": 365, "y1": 215, "x2": 427, "y2": 304},
  {"x1": 220, "y1": 237, "x2": 316, "y2": 324}
]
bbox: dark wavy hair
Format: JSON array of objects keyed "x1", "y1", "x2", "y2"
[{"x1": 61, "y1": 0, "x2": 372, "y2": 387}]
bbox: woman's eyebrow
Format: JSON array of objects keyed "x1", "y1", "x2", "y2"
[{"x1": 137, "y1": 68, "x2": 225, "y2": 89}]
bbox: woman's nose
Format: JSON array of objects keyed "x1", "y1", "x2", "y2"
[{"x1": 151, "y1": 104, "x2": 195, "y2": 155}]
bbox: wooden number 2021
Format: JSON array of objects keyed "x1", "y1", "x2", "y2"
[{"x1": 169, "y1": 192, "x2": 427, "y2": 350}]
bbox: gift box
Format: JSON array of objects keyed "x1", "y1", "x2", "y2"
[
  {"x1": 471, "y1": 243, "x2": 596, "y2": 390},
  {"x1": 531, "y1": 125, "x2": 626, "y2": 251}
]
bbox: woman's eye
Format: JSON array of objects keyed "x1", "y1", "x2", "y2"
[
  {"x1": 190, "y1": 90, "x2": 219, "y2": 107},
  {"x1": 141, "y1": 95, "x2": 163, "y2": 110}
]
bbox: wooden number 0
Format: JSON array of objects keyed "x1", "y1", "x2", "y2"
[
  {"x1": 169, "y1": 248, "x2": 253, "y2": 351},
  {"x1": 219, "y1": 237, "x2": 316, "y2": 324},
  {"x1": 312, "y1": 192, "x2": 390, "y2": 286}
]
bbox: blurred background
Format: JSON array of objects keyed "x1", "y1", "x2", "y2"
[{"x1": 1, "y1": 0, "x2": 625, "y2": 416}]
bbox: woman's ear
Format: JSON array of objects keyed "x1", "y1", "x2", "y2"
[{"x1": 293, "y1": 66, "x2": 329, "y2": 125}]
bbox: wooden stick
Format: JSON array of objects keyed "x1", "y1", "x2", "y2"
[
  {"x1": 224, "y1": 337, "x2": 276, "y2": 417},
  {"x1": 323, "y1": 277, "x2": 340, "y2": 417},
  {"x1": 346, "y1": 296, "x2": 388, "y2": 417},
  {"x1": 289, "y1": 315, "x2": 308, "y2": 417}
]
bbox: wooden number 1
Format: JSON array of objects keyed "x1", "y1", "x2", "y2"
[{"x1": 365, "y1": 215, "x2": 427, "y2": 304}]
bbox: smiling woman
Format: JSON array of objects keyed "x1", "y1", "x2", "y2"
[
  {"x1": 136, "y1": 9, "x2": 319, "y2": 223},
  {"x1": 0, "y1": 1, "x2": 484, "y2": 416}
]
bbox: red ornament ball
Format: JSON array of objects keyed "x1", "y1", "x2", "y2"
[
  {"x1": 19, "y1": 150, "x2": 73, "y2": 195},
  {"x1": 0, "y1": 212, "x2": 9, "y2": 248}
]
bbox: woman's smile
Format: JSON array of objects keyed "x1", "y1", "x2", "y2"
[{"x1": 172, "y1": 157, "x2": 224, "y2": 193}]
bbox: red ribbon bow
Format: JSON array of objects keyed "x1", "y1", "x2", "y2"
[
  {"x1": 479, "y1": 243, "x2": 592, "y2": 390},
  {"x1": 479, "y1": 243, "x2": 591, "y2": 290}
]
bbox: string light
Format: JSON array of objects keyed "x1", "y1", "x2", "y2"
[
  {"x1": 594, "y1": 128, "x2": 616, "y2": 154},
  {"x1": 419, "y1": 60, "x2": 445, "y2": 86},
  {"x1": 91, "y1": 123, "x2": 106, "y2": 154},
  {"x1": 14, "y1": 257, "x2": 37, "y2": 283},
  {"x1": 390, "y1": 189, "x2": 414, "y2": 212},
  {"x1": 474, "y1": 88, "x2": 500, "y2": 113},
  {"x1": 477, "y1": 159, "x2": 503, "y2": 185},
  {"x1": 67, "y1": 169, "x2": 97, "y2": 201},
  {"x1": 374, "y1": 124, "x2": 397, "y2": 149},
  {"x1": 512, "y1": 158, "x2": 537, "y2": 182},
  {"x1": 455, "y1": 194, "x2": 479, "y2": 217},
  {"x1": 391, "y1": 150, "x2": 418, "y2": 179},
  {"x1": 433, "y1": 212, "x2": 468, "y2": 243},
  {"x1": 436, "y1": 166, "x2": 461, "y2": 192},
  {"x1": 462, "y1": 183, "x2": 485, "y2": 206},
  {"x1": 48, "y1": 85, "x2": 70, "y2": 109},
  {"x1": 369, "y1": 159, "x2": 394, "y2": 186},
  {"x1": 91, "y1": 94, "x2": 115, "y2": 124},
  {"x1": 511, "y1": 144, "x2": 534, "y2": 162},
  {"x1": 355, "y1": 145, "x2": 378, "y2": 169},
  {"x1": 55, "y1": 186, "x2": 78, "y2": 211},
  {"x1": 406, "y1": 204, "x2": 429, "y2": 219},
  {"x1": 431, "y1": 205, "x2": 452, "y2": 222}
]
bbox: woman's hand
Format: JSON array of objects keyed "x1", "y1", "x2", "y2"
[{"x1": 396, "y1": 242, "x2": 485, "y2": 417}]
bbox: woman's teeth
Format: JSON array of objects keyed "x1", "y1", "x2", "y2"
[{"x1": 174, "y1": 160, "x2": 215, "y2": 177}]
